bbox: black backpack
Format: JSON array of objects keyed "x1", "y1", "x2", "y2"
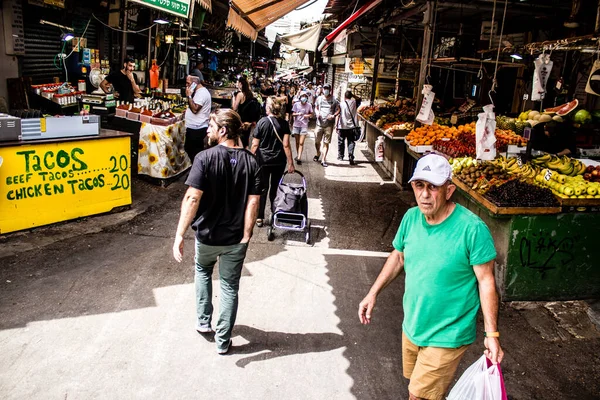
[{"x1": 239, "y1": 97, "x2": 263, "y2": 123}]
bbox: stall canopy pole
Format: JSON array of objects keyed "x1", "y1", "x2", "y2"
[
  {"x1": 121, "y1": 0, "x2": 129, "y2": 65},
  {"x1": 147, "y1": 10, "x2": 152, "y2": 73},
  {"x1": 395, "y1": 33, "x2": 405, "y2": 101},
  {"x1": 370, "y1": 28, "x2": 383, "y2": 104},
  {"x1": 416, "y1": 0, "x2": 433, "y2": 111}
]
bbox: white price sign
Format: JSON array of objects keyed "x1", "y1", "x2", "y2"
[{"x1": 544, "y1": 170, "x2": 552, "y2": 181}]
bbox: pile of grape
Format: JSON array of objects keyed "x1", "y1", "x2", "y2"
[{"x1": 485, "y1": 180, "x2": 559, "y2": 207}]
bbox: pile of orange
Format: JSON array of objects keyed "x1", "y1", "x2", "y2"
[{"x1": 406, "y1": 123, "x2": 460, "y2": 146}]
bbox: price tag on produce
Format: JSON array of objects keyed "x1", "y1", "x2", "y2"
[
  {"x1": 544, "y1": 169, "x2": 552, "y2": 181},
  {"x1": 516, "y1": 156, "x2": 523, "y2": 167},
  {"x1": 450, "y1": 113, "x2": 458, "y2": 125},
  {"x1": 523, "y1": 93, "x2": 529, "y2": 101}
]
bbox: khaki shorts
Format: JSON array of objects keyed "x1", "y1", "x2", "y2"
[
  {"x1": 402, "y1": 332, "x2": 469, "y2": 400},
  {"x1": 315, "y1": 125, "x2": 333, "y2": 144}
]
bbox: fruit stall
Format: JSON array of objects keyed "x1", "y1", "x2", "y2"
[
  {"x1": 357, "y1": 99, "x2": 418, "y2": 186},
  {"x1": 404, "y1": 124, "x2": 600, "y2": 300}
]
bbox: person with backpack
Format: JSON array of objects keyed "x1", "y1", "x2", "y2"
[
  {"x1": 233, "y1": 76, "x2": 262, "y2": 148},
  {"x1": 250, "y1": 97, "x2": 295, "y2": 227},
  {"x1": 337, "y1": 90, "x2": 359, "y2": 165}
]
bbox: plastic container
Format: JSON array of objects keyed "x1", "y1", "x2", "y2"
[
  {"x1": 127, "y1": 111, "x2": 140, "y2": 121},
  {"x1": 116, "y1": 108, "x2": 128, "y2": 118},
  {"x1": 140, "y1": 114, "x2": 152, "y2": 124}
]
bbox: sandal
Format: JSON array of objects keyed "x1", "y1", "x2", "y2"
[{"x1": 256, "y1": 219, "x2": 263, "y2": 227}]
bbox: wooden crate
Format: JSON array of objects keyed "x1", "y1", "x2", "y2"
[{"x1": 453, "y1": 178, "x2": 562, "y2": 215}]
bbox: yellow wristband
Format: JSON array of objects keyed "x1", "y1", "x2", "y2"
[{"x1": 484, "y1": 331, "x2": 500, "y2": 338}]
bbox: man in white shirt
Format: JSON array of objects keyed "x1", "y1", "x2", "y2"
[{"x1": 185, "y1": 75, "x2": 212, "y2": 162}]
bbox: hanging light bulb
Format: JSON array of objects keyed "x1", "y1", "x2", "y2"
[{"x1": 165, "y1": 35, "x2": 174, "y2": 44}]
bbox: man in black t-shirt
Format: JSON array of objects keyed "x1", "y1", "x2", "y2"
[
  {"x1": 173, "y1": 109, "x2": 261, "y2": 355},
  {"x1": 100, "y1": 57, "x2": 141, "y2": 103}
]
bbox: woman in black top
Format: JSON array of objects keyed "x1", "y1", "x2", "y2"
[
  {"x1": 232, "y1": 76, "x2": 260, "y2": 148},
  {"x1": 250, "y1": 97, "x2": 295, "y2": 227}
]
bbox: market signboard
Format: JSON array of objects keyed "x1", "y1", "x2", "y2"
[
  {"x1": 0, "y1": 137, "x2": 132, "y2": 234},
  {"x1": 129, "y1": 0, "x2": 192, "y2": 19}
]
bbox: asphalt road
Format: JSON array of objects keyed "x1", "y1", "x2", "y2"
[{"x1": 1, "y1": 137, "x2": 599, "y2": 399}]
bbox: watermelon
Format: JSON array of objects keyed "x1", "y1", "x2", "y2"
[
  {"x1": 574, "y1": 109, "x2": 592, "y2": 124},
  {"x1": 545, "y1": 99, "x2": 579, "y2": 116}
]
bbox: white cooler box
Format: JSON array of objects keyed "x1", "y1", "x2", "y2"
[{"x1": 21, "y1": 115, "x2": 100, "y2": 141}]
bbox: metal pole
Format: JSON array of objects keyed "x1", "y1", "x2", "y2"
[
  {"x1": 395, "y1": 33, "x2": 405, "y2": 101},
  {"x1": 120, "y1": 0, "x2": 128, "y2": 65},
  {"x1": 370, "y1": 29, "x2": 383, "y2": 104},
  {"x1": 416, "y1": 1, "x2": 433, "y2": 112},
  {"x1": 147, "y1": 11, "x2": 152, "y2": 71},
  {"x1": 596, "y1": 0, "x2": 600, "y2": 33}
]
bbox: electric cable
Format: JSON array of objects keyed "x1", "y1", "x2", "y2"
[
  {"x1": 490, "y1": 0, "x2": 508, "y2": 105},
  {"x1": 92, "y1": 14, "x2": 157, "y2": 33}
]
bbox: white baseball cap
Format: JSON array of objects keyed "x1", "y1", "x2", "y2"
[{"x1": 408, "y1": 154, "x2": 452, "y2": 186}]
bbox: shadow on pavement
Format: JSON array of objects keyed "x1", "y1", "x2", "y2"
[{"x1": 232, "y1": 325, "x2": 345, "y2": 369}]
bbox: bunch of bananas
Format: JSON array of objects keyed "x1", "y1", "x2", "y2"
[
  {"x1": 535, "y1": 169, "x2": 600, "y2": 198},
  {"x1": 531, "y1": 154, "x2": 586, "y2": 176},
  {"x1": 505, "y1": 158, "x2": 538, "y2": 178}
]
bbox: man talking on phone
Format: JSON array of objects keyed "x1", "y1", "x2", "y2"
[{"x1": 185, "y1": 75, "x2": 212, "y2": 162}]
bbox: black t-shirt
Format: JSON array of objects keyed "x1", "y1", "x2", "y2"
[
  {"x1": 253, "y1": 116, "x2": 290, "y2": 166},
  {"x1": 185, "y1": 145, "x2": 261, "y2": 246},
  {"x1": 105, "y1": 70, "x2": 134, "y2": 103}
]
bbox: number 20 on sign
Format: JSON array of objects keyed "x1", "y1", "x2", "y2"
[{"x1": 0, "y1": 137, "x2": 132, "y2": 234}]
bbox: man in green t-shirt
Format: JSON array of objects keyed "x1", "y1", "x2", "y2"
[{"x1": 358, "y1": 154, "x2": 504, "y2": 400}]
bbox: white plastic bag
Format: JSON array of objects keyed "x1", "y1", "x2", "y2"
[
  {"x1": 416, "y1": 84, "x2": 435, "y2": 125},
  {"x1": 532, "y1": 53, "x2": 553, "y2": 101},
  {"x1": 447, "y1": 355, "x2": 506, "y2": 400},
  {"x1": 475, "y1": 104, "x2": 497, "y2": 161},
  {"x1": 375, "y1": 136, "x2": 385, "y2": 162}
]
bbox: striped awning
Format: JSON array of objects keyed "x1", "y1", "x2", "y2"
[
  {"x1": 227, "y1": 0, "x2": 312, "y2": 41},
  {"x1": 195, "y1": 0, "x2": 211, "y2": 13}
]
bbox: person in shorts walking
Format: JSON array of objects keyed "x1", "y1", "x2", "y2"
[
  {"x1": 358, "y1": 154, "x2": 504, "y2": 400},
  {"x1": 173, "y1": 108, "x2": 261, "y2": 355},
  {"x1": 291, "y1": 92, "x2": 313, "y2": 164},
  {"x1": 313, "y1": 83, "x2": 340, "y2": 167}
]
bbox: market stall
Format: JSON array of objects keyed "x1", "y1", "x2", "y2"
[
  {"x1": 0, "y1": 125, "x2": 132, "y2": 234},
  {"x1": 404, "y1": 140, "x2": 600, "y2": 301}
]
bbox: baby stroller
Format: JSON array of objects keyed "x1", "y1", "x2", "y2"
[{"x1": 267, "y1": 171, "x2": 311, "y2": 244}]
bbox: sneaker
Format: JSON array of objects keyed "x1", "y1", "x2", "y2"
[
  {"x1": 196, "y1": 323, "x2": 212, "y2": 334},
  {"x1": 256, "y1": 219, "x2": 264, "y2": 227},
  {"x1": 296, "y1": 158, "x2": 302, "y2": 165},
  {"x1": 217, "y1": 339, "x2": 232, "y2": 355},
  {"x1": 321, "y1": 161, "x2": 328, "y2": 167},
  {"x1": 337, "y1": 157, "x2": 344, "y2": 161},
  {"x1": 349, "y1": 159, "x2": 355, "y2": 166},
  {"x1": 313, "y1": 155, "x2": 320, "y2": 162}
]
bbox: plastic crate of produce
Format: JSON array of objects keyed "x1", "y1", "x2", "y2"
[
  {"x1": 116, "y1": 108, "x2": 128, "y2": 118},
  {"x1": 151, "y1": 117, "x2": 171, "y2": 126},
  {"x1": 140, "y1": 114, "x2": 152, "y2": 124},
  {"x1": 127, "y1": 112, "x2": 140, "y2": 121}
]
